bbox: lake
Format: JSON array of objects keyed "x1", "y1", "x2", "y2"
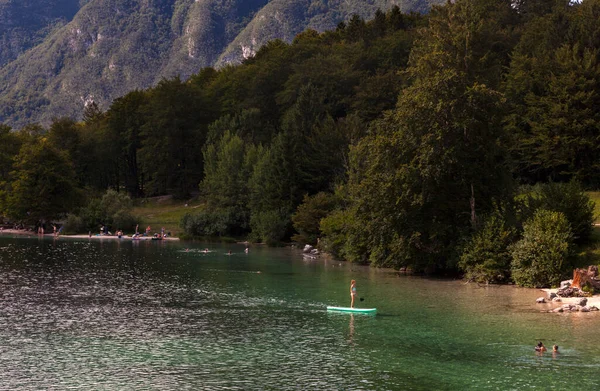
[{"x1": 0, "y1": 236, "x2": 598, "y2": 390}]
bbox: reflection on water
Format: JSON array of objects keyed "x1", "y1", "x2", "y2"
[{"x1": 0, "y1": 236, "x2": 599, "y2": 390}]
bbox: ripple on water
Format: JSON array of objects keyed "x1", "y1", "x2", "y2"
[{"x1": 0, "y1": 239, "x2": 600, "y2": 390}]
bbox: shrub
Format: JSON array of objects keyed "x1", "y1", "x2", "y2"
[
  {"x1": 538, "y1": 181, "x2": 594, "y2": 244},
  {"x1": 291, "y1": 192, "x2": 338, "y2": 245},
  {"x1": 516, "y1": 181, "x2": 594, "y2": 244},
  {"x1": 459, "y1": 215, "x2": 516, "y2": 283},
  {"x1": 510, "y1": 209, "x2": 574, "y2": 288},
  {"x1": 111, "y1": 209, "x2": 136, "y2": 232},
  {"x1": 63, "y1": 213, "x2": 85, "y2": 234},
  {"x1": 320, "y1": 209, "x2": 349, "y2": 258},
  {"x1": 249, "y1": 208, "x2": 291, "y2": 245},
  {"x1": 181, "y1": 206, "x2": 250, "y2": 238}
]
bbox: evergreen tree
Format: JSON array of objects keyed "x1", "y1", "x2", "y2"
[{"x1": 340, "y1": 0, "x2": 517, "y2": 270}]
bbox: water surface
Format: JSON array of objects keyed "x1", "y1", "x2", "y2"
[{"x1": 0, "y1": 236, "x2": 598, "y2": 390}]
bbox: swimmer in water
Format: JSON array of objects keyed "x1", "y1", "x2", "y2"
[{"x1": 535, "y1": 341, "x2": 547, "y2": 353}]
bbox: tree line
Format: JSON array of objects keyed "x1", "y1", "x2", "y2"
[{"x1": 1, "y1": 1, "x2": 599, "y2": 287}]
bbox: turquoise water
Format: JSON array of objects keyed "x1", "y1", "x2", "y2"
[{"x1": 0, "y1": 236, "x2": 598, "y2": 390}]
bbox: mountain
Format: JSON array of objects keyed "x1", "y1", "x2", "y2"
[
  {"x1": 0, "y1": 0, "x2": 85, "y2": 67},
  {"x1": 0, "y1": 0, "x2": 437, "y2": 128}
]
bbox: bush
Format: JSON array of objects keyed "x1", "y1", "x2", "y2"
[
  {"x1": 111, "y1": 209, "x2": 136, "y2": 232},
  {"x1": 319, "y1": 209, "x2": 349, "y2": 258},
  {"x1": 181, "y1": 206, "x2": 249, "y2": 238},
  {"x1": 538, "y1": 181, "x2": 594, "y2": 244},
  {"x1": 249, "y1": 208, "x2": 291, "y2": 245},
  {"x1": 517, "y1": 181, "x2": 594, "y2": 244},
  {"x1": 459, "y1": 215, "x2": 516, "y2": 283},
  {"x1": 63, "y1": 213, "x2": 85, "y2": 234},
  {"x1": 291, "y1": 192, "x2": 338, "y2": 245},
  {"x1": 510, "y1": 209, "x2": 574, "y2": 288}
]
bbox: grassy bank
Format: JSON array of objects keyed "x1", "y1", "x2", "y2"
[
  {"x1": 131, "y1": 196, "x2": 203, "y2": 237},
  {"x1": 588, "y1": 191, "x2": 600, "y2": 223}
]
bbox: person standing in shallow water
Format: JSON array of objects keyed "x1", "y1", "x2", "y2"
[{"x1": 350, "y1": 280, "x2": 357, "y2": 308}]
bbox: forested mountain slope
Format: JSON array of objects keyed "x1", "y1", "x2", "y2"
[
  {"x1": 0, "y1": 0, "x2": 84, "y2": 67},
  {"x1": 0, "y1": 0, "x2": 437, "y2": 128}
]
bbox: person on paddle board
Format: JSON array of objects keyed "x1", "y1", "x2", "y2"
[{"x1": 350, "y1": 280, "x2": 357, "y2": 308}]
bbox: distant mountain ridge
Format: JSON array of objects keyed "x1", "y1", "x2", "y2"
[{"x1": 0, "y1": 0, "x2": 438, "y2": 128}]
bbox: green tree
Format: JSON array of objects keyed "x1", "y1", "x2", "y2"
[
  {"x1": 2, "y1": 139, "x2": 80, "y2": 223},
  {"x1": 510, "y1": 209, "x2": 574, "y2": 288},
  {"x1": 459, "y1": 214, "x2": 516, "y2": 283},
  {"x1": 292, "y1": 192, "x2": 338, "y2": 245},
  {"x1": 340, "y1": 0, "x2": 517, "y2": 270},
  {"x1": 0, "y1": 124, "x2": 21, "y2": 183},
  {"x1": 106, "y1": 90, "x2": 148, "y2": 197},
  {"x1": 517, "y1": 181, "x2": 595, "y2": 244},
  {"x1": 504, "y1": 1, "x2": 600, "y2": 186},
  {"x1": 139, "y1": 77, "x2": 209, "y2": 198}
]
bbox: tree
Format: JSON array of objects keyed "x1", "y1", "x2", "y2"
[
  {"x1": 337, "y1": 0, "x2": 517, "y2": 270},
  {"x1": 504, "y1": 1, "x2": 600, "y2": 185},
  {"x1": 2, "y1": 139, "x2": 80, "y2": 223},
  {"x1": 510, "y1": 209, "x2": 574, "y2": 288},
  {"x1": 106, "y1": 90, "x2": 148, "y2": 197},
  {"x1": 459, "y1": 214, "x2": 516, "y2": 283},
  {"x1": 517, "y1": 181, "x2": 595, "y2": 244},
  {"x1": 139, "y1": 77, "x2": 209, "y2": 198},
  {"x1": 0, "y1": 124, "x2": 21, "y2": 183},
  {"x1": 292, "y1": 192, "x2": 338, "y2": 245}
]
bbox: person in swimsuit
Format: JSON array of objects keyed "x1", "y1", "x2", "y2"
[
  {"x1": 350, "y1": 280, "x2": 357, "y2": 308},
  {"x1": 535, "y1": 341, "x2": 547, "y2": 353}
]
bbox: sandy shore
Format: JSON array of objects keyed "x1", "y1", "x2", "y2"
[{"x1": 0, "y1": 229, "x2": 179, "y2": 241}]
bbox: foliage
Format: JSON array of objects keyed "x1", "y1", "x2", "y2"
[
  {"x1": 504, "y1": 0, "x2": 600, "y2": 186},
  {"x1": 181, "y1": 206, "x2": 249, "y2": 238},
  {"x1": 1, "y1": 1, "x2": 600, "y2": 287},
  {"x1": 340, "y1": 0, "x2": 517, "y2": 270},
  {"x1": 69, "y1": 190, "x2": 135, "y2": 233},
  {"x1": 510, "y1": 209, "x2": 575, "y2": 288},
  {"x1": 99, "y1": 189, "x2": 134, "y2": 229},
  {"x1": 516, "y1": 181, "x2": 595, "y2": 244},
  {"x1": 459, "y1": 215, "x2": 516, "y2": 284},
  {"x1": 291, "y1": 192, "x2": 338, "y2": 245},
  {"x1": 0, "y1": 0, "x2": 435, "y2": 128},
  {"x1": 1, "y1": 138, "x2": 80, "y2": 223}
]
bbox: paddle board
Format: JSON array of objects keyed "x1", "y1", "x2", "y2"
[{"x1": 326, "y1": 306, "x2": 377, "y2": 314}]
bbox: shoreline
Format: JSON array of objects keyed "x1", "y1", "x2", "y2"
[
  {"x1": 0, "y1": 229, "x2": 180, "y2": 241},
  {"x1": 541, "y1": 288, "x2": 600, "y2": 307}
]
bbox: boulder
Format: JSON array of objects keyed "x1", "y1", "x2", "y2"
[
  {"x1": 536, "y1": 297, "x2": 546, "y2": 303},
  {"x1": 560, "y1": 280, "x2": 572, "y2": 289},
  {"x1": 548, "y1": 292, "x2": 557, "y2": 300},
  {"x1": 590, "y1": 306, "x2": 599, "y2": 311},
  {"x1": 552, "y1": 297, "x2": 562, "y2": 302},
  {"x1": 553, "y1": 307, "x2": 564, "y2": 313},
  {"x1": 578, "y1": 298, "x2": 588, "y2": 306},
  {"x1": 580, "y1": 306, "x2": 590, "y2": 312},
  {"x1": 303, "y1": 244, "x2": 313, "y2": 253}
]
